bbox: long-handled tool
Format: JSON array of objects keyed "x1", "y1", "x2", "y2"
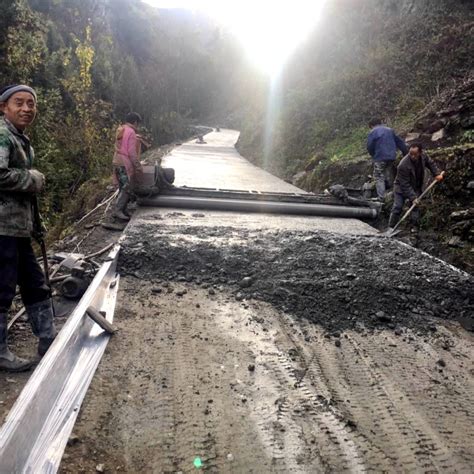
[
  {"x1": 383, "y1": 172, "x2": 445, "y2": 237},
  {"x1": 32, "y1": 196, "x2": 56, "y2": 318}
]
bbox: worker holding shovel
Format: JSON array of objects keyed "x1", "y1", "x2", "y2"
[
  {"x1": 0, "y1": 85, "x2": 57, "y2": 372},
  {"x1": 387, "y1": 143, "x2": 444, "y2": 234}
]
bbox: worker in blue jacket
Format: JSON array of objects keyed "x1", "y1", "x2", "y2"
[{"x1": 367, "y1": 118, "x2": 408, "y2": 200}]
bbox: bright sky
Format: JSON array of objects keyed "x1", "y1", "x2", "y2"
[{"x1": 142, "y1": 0, "x2": 325, "y2": 75}]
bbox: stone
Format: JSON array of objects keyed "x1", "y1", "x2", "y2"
[
  {"x1": 67, "y1": 433, "x2": 80, "y2": 446},
  {"x1": 449, "y1": 209, "x2": 471, "y2": 221},
  {"x1": 335, "y1": 339, "x2": 341, "y2": 348},
  {"x1": 436, "y1": 359, "x2": 446, "y2": 368},
  {"x1": 405, "y1": 132, "x2": 420, "y2": 142},
  {"x1": 239, "y1": 277, "x2": 254, "y2": 288},
  {"x1": 426, "y1": 119, "x2": 446, "y2": 134},
  {"x1": 431, "y1": 128, "x2": 446, "y2": 142},
  {"x1": 376, "y1": 311, "x2": 391, "y2": 323},
  {"x1": 467, "y1": 181, "x2": 474, "y2": 190},
  {"x1": 208, "y1": 288, "x2": 216, "y2": 295},
  {"x1": 248, "y1": 364, "x2": 255, "y2": 372},
  {"x1": 151, "y1": 287, "x2": 162, "y2": 294},
  {"x1": 448, "y1": 236, "x2": 463, "y2": 247},
  {"x1": 292, "y1": 171, "x2": 307, "y2": 184},
  {"x1": 96, "y1": 464, "x2": 105, "y2": 473}
]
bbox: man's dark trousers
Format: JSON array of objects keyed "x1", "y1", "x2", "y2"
[
  {"x1": 0, "y1": 236, "x2": 50, "y2": 313},
  {"x1": 388, "y1": 193, "x2": 420, "y2": 228}
]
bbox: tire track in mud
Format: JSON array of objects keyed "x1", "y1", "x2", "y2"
[
  {"x1": 344, "y1": 334, "x2": 455, "y2": 472},
  {"x1": 108, "y1": 298, "x2": 181, "y2": 473},
  {"x1": 216, "y1": 303, "x2": 368, "y2": 473},
  {"x1": 269, "y1": 314, "x2": 474, "y2": 473},
  {"x1": 167, "y1": 313, "x2": 222, "y2": 472},
  {"x1": 348, "y1": 331, "x2": 474, "y2": 470},
  {"x1": 143, "y1": 315, "x2": 180, "y2": 474},
  {"x1": 269, "y1": 315, "x2": 392, "y2": 473},
  {"x1": 304, "y1": 336, "x2": 422, "y2": 471}
]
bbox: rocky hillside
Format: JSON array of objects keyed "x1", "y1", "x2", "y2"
[{"x1": 297, "y1": 76, "x2": 474, "y2": 272}]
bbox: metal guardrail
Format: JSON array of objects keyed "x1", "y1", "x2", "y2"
[{"x1": 0, "y1": 245, "x2": 121, "y2": 473}]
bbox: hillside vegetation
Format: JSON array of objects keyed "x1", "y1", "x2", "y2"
[
  {"x1": 0, "y1": 0, "x2": 243, "y2": 232},
  {"x1": 236, "y1": 0, "x2": 474, "y2": 178}
]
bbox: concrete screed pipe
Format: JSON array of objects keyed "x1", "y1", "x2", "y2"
[{"x1": 138, "y1": 195, "x2": 378, "y2": 219}]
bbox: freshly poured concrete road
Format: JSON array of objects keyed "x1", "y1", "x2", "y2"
[
  {"x1": 159, "y1": 129, "x2": 376, "y2": 235},
  {"x1": 162, "y1": 129, "x2": 302, "y2": 193}
]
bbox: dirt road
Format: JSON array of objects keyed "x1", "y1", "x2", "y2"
[
  {"x1": 57, "y1": 130, "x2": 474, "y2": 472},
  {"x1": 60, "y1": 234, "x2": 473, "y2": 472}
]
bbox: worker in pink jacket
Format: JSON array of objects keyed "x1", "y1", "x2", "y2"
[{"x1": 112, "y1": 112, "x2": 143, "y2": 220}]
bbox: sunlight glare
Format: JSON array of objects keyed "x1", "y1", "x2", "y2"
[{"x1": 143, "y1": 0, "x2": 325, "y2": 75}]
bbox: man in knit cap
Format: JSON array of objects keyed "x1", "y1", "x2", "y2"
[{"x1": 0, "y1": 84, "x2": 57, "y2": 372}]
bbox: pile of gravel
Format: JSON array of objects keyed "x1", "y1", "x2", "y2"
[{"x1": 119, "y1": 224, "x2": 473, "y2": 334}]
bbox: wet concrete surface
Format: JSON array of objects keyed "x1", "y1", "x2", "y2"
[
  {"x1": 161, "y1": 129, "x2": 305, "y2": 194},
  {"x1": 134, "y1": 207, "x2": 377, "y2": 236}
]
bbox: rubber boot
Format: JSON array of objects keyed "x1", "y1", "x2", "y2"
[
  {"x1": 113, "y1": 189, "x2": 131, "y2": 221},
  {"x1": 26, "y1": 299, "x2": 57, "y2": 357},
  {"x1": 0, "y1": 312, "x2": 34, "y2": 372}
]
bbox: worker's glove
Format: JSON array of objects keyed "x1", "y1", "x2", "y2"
[
  {"x1": 435, "y1": 171, "x2": 445, "y2": 182},
  {"x1": 30, "y1": 170, "x2": 45, "y2": 193}
]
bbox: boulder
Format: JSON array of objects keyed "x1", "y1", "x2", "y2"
[
  {"x1": 405, "y1": 132, "x2": 420, "y2": 142},
  {"x1": 448, "y1": 236, "x2": 463, "y2": 247},
  {"x1": 431, "y1": 128, "x2": 446, "y2": 142},
  {"x1": 292, "y1": 171, "x2": 307, "y2": 185},
  {"x1": 449, "y1": 209, "x2": 473, "y2": 221},
  {"x1": 450, "y1": 220, "x2": 473, "y2": 239},
  {"x1": 426, "y1": 119, "x2": 446, "y2": 134}
]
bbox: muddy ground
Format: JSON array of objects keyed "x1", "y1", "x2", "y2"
[{"x1": 57, "y1": 211, "x2": 474, "y2": 473}]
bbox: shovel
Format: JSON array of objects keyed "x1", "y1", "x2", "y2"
[{"x1": 382, "y1": 172, "x2": 444, "y2": 237}]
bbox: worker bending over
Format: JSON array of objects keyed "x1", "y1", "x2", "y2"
[
  {"x1": 367, "y1": 118, "x2": 408, "y2": 200},
  {"x1": 388, "y1": 143, "x2": 444, "y2": 231},
  {"x1": 112, "y1": 112, "x2": 143, "y2": 221},
  {"x1": 0, "y1": 85, "x2": 57, "y2": 372}
]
